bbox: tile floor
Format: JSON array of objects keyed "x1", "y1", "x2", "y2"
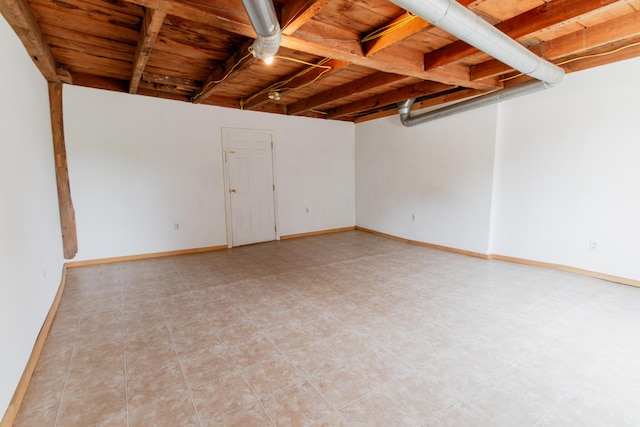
[{"x1": 13, "y1": 230, "x2": 640, "y2": 426}]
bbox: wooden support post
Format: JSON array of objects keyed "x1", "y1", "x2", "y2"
[{"x1": 47, "y1": 82, "x2": 78, "y2": 259}]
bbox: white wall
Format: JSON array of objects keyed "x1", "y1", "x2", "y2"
[
  {"x1": 0, "y1": 18, "x2": 65, "y2": 417},
  {"x1": 491, "y1": 56, "x2": 640, "y2": 281},
  {"x1": 64, "y1": 87, "x2": 355, "y2": 261},
  {"x1": 356, "y1": 56, "x2": 640, "y2": 282},
  {"x1": 355, "y1": 105, "x2": 498, "y2": 254}
]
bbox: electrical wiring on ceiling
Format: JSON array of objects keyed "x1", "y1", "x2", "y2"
[
  {"x1": 240, "y1": 57, "x2": 334, "y2": 107},
  {"x1": 500, "y1": 40, "x2": 640, "y2": 82},
  {"x1": 361, "y1": 12, "x2": 417, "y2": 43}
]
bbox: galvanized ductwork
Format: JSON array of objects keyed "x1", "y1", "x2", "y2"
[
  {"x1": 241, "y1": 0, "x2": 282, "y2": 62},
  {"x1": 390, "y1": 0, "x2": 565, "y2": 126}
]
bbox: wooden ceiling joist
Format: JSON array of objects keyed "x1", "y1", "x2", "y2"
[
  {"x1": 471, "y1": 9, "x2": 640, "y2": 81},
  {"x1": 192, "y1": 39, "x2": 257, "y2": 104},
  {"x1": 129, "y1": 8, "x2": 166, "y2": 94},
  {"x1": 123, "y1": 0, "x2": 496, "y2": 90},
  {"x1": 10, "y1": 0, "x2": 640, "y2": 122},
  {"x1": 0, "y1": 0, "x2": 59, "y2": 82},
  {"x1": 362, "y1": 0, "x2": 476, "y2": 57},
  {"x1": 324, "y1": 81, "x2": 454, "y2": 119},
  {"x1": 281, "y1": 0, "x2": 332, "y2": 35},
  {"x1": 425, "y1": 0, "x2": 620, "y2": 71},
  {"x1": 242, "y1": 59, "x2": 350, "y2": 110},
  {"x1": 353, "y1": 87, "x2": 487, "y2": 123},
  {"x1": 287, "y1": 72, "x2": 412, "y2": 116}
]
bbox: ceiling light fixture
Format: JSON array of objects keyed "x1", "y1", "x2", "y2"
[
  {"x1": 268, "y1": 90, "x2": 281, "y2": 101},
  {"x1": 241, "y1": 0, "x2": 282, "y2": 62}
]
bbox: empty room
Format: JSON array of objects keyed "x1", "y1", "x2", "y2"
[{"x1": 2, "y1": 0, "x2": 640, "y2": 425}]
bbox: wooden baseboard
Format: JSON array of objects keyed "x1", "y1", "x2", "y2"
[
  {"x1": 491, "y1": 254, "x2": 640, "y2": 288},
  {"x1": 357, "y1": 227, "x2": 639, "y2": 288},
  {"x1": 1, "y1": 265, "x2": 68, "y2": 427},
  {"x1": 355, "y1": 226, "x2": 490, "y2": 259},
  {"x1": 280, "y1": 226, "x2": 356, "y2": 241},
  {"x1": 489, "y1": 254, "x2": 558, "y2": 269},
  {"x1": 65, "y1": 245, "x2": 228, "y2": 268}
]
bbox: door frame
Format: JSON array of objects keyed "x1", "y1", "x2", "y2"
[{"x1": 221, "y1": 127, "x2": 279, "y2": 248}]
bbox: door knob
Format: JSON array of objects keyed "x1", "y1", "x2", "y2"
[{"x1": 230, "y1": 189, "x2": 236, "y2": 193}]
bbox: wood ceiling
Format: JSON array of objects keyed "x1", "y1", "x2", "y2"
[{"x1": 2, "y1": 0, "x2": 640, "y2": 122}]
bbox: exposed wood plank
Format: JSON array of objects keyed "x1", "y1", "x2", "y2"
[
  {"x1": 47, "y1": 82, "x2": 78, "y2": 259},
  {"x1": 472, "y1": 9, "x2": 640, "y2": 81},
  {"x1": 324, "y1": 81, "x2": 453, "y2": 119},
  {"x1": 281, "y1": 0, "x2": 332, "y2": 35},
  {"x1": 130, "y1": 8, "x2": 167, "y2": 94},
  {"x1": 120, "y1": 0, "x2": 498, "y2": 89},
  {"x1": 287, "y1": 72, "x2": 412, "y2": 115},
  {"x1": 192, "y1": 39, "x2": 257, "y2": 103},
  {"x1": 142, "y1": 72, "x2": 200, "y2": 89},
  {"x1": 424, "y1": 0, "x2": 619, "y2": 71},
  {"x1": 0, "y1": 0, "x2": 59, "y2": 81},
  {"x1": 354, "y1": 88, "x2": 487, "y2": 123},
  {"x1": 242, "y1": 59, "x2": 350, "y2": 110},
  {"x1": 363, "y1": 0, "x2": 476, "y2": 57},
  {"x1": 363, "y1": 13, "x2": 430, "y2": 57}
]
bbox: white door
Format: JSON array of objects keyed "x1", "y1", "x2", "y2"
[{"x1": 222, "y1": 128, "x2": 276, "y2": 247}]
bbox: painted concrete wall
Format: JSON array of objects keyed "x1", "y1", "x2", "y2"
[
  {"x1": 0, "y1": 18, "x2": 65, "y2": 417},
  {"x1": 63, "y1": 86, "x2": 355, "y2": 261},
  {"x1": 491, "y1": 56, "x2": 640, "y2": 281},
  {"x1": 355, "y1": 105, "x2": 498, "y2": 254}
]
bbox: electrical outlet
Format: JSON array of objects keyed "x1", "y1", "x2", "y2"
[
  {"x1": 589, "y1": 241, "x2": 598, "y2": 251},
  {"x1": 305, "y1": 207, "x2": 310, "y2": 214},
  {"x1": 411, "y1": 214, "x2": 416, "y2": 221},
  {"x1": 174, "y1": 223, "x2": 180, "y2": 231}
]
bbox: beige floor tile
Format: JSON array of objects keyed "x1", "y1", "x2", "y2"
[
  {"x1": 13, "y1": 404, "x2": 58, "y2": 427},
  {"x1": 226, "y1": 333, "x2": 282, "y2": 369},
  {"x1": 15, "y1": 231, "x2": 640, "y2": 426},
  {"x1": 190, "y1": 370, "x2": 257, "y2": 422},
  {"x1": 262, "y1": 381, "x2": 333, "y2": 426},
  {"x1": 339, "y1": 389, "x2": 418, "y2": 426},
  {"x1": 57, "y1": 383, "x2": 126, "y2": 427},
  {"x1": 308, "y1": 364, "x2": 377, "y2": 410},
  {"x1": 285, "y1": 341, "x2": 343, "y2": 377},
  {"x1": 310, "y1": 411, "x2": 350, "y2": 427},
  {"x1": 382, "y1": 372, "x2": 458, "y2": 421},
  {"x1": 126, "y1": 362, "x2": 189, "y2": 407},
  {"x1": 241, "y1": 356, "x2": 304, "y2": 398},
  {"x1": 181, "y1": 351, "x2": 238, "y2": 387},
  {"x1": 128, "y1": 391, "x2": 200, "y2": 427},
  {"x1": 204, "y1": 401, "x2": 274, "y2": 426}
]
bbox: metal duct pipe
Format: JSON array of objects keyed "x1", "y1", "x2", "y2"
[
  {"x1": 390, "y1": 0, "x2": 564, "y2": 85},
  {"x1": 391, "y1": 0, "x2": 565, "y2": 127},
  {"x1": 241, "y1": 0, "x2": 282, "y2": 62},
  {"x1": 399, "y1": 80, "x2": 549, "y2": 127}
]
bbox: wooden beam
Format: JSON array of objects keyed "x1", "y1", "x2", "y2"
[
  {"x1": 192, "y1": 39, "x2": 257, "y2": 104},
  {"x1": 324, "y1": 81, "x2": 453, "y2": 119},
  {"x1": 287, "y1": 72, "x2": 412, "y2": 116},
  {"x1": 0, "y1": 0, "x2": 59, "y2": 82},
  {"x1": 47, "y1": 82, "x2": 78, "y2": 259},
  {"x1": 242, "y1": 59, "x2": 349, "y2": 110},
  {"x1": 354, "y1": 88, "x2": 487, "y2": 123},
  {"x1": 120, "y1": 0, "x2": 498, "y2": 90},
  {"x1": 281, "y1": 0, "x2": 331, "y2": 36},
  {"x1": 424, "y1": 0, "x2": 619, "y2": 71},
  {"x1": 471, "y1": 10, "x2": 640, "y2": 81},
  {"x1": 129, "y1": 8, "x2": 166, "y2": 94},
  {"x1": 363, "y1": 0, "x2": 476, "y2": 57}
]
